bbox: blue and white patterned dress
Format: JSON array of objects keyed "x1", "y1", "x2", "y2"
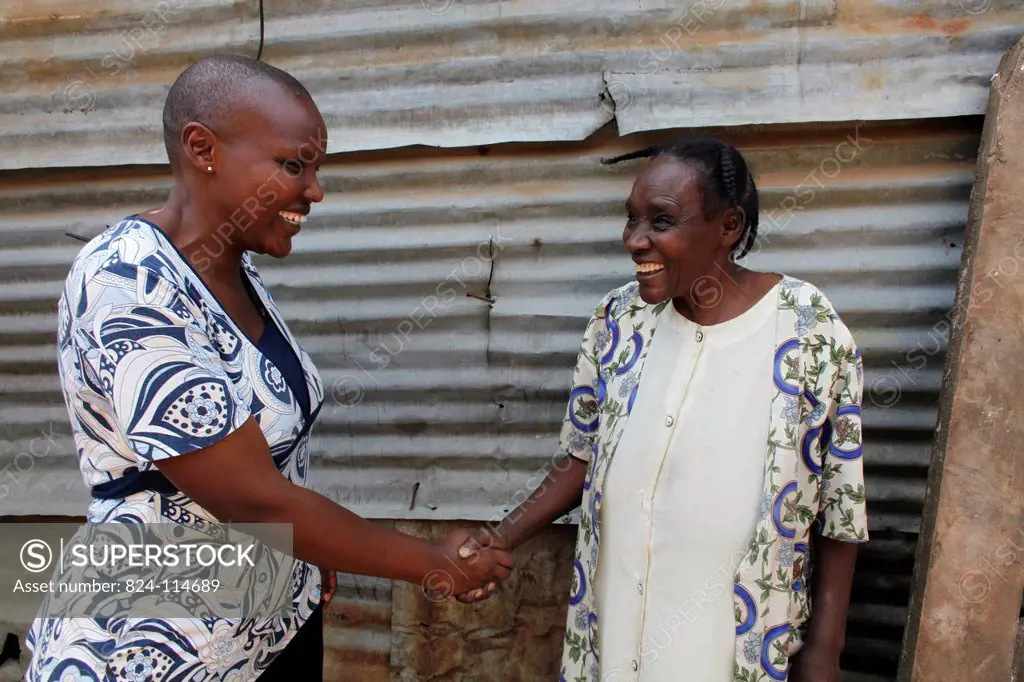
[{"x1": 25, "y1": 217, "x2": 325, "y2": 681}]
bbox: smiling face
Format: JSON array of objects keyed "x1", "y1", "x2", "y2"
[
  {"x1": 623, "y1": 155, "x2": 742, "y2": 305},
  {"x1": 182, "y1": 84, "x2": 327, "y2": 259}
]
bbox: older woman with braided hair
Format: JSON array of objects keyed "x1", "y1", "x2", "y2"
[{"x1": 457, "y1": 137, "x2": 867, "y2": 682}]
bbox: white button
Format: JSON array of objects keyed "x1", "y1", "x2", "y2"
[
  {"x1": 665, "y1": 415, "x2": 674, "y2": 427},
  {"x1": 696, "y1": 330, "x2": 704, "y2": 342},
  {"x1": 632, "y1": 659, "x2": 639, "y2": 671},
  {"x1": 637, "y1": 581, "x2": 643, "y2": 594}
]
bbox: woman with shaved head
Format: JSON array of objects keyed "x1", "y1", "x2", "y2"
[{"x1": 25, "y1": 54, "x2": 511, "y2": 681}]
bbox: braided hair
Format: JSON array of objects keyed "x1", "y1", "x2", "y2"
[{"x1": 602, "y1": 138, "x2": 760, "y2": 260}]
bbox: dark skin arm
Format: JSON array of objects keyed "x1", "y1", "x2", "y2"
[
  {"x1": 156, "y1": 418, "x2": 513, "y2": 595},
  {"x1": 789, "y1": 535, "x2": 859, "y2": 682},
  {"x1": 455, "y1": 454, "x2": 589, "y2": 602}
]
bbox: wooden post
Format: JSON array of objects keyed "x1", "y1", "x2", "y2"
[{"x1": 898, "y1": 38, "x2": 1024, "y2": 682}]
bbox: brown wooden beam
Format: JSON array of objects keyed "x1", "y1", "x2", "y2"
[{"x1": 898, "y1": 37, "x2": 1024, "y2": 682}]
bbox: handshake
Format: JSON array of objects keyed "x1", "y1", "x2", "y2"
[{"x1": 421, "y1": 526, "x2": 514, "y2": 604}]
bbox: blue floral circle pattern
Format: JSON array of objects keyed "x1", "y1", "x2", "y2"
[{"x1": 558, "y1": 276, "x2": 868, "y2": 681}]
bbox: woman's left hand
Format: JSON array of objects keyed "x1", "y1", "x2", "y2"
[
  {"x1": 788, "y1": 643, "x2": 841, "y2": 682},
  {"x1": 319, "y1": 567, "x2": 337, "y2": 608}
]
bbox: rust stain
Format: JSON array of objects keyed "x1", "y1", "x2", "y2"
[
  {"x1": 761, "y1": 163, "x2": 969, "y2": 188},
  {"x1": 0, "y1": 0, "x2": 85, "y2": 23},
  {"x1": 942, "y1": 18, "x2": 971, "y2": 35},
  {"x1": 862, "y1": 72, "x2": 886, "y2": 91},
  {"x1": 390, "y1": 521, "x2": 577, "y2": 682},
  {"x1": 909, "y1": 15, "x2": 939, "y2": 30},
  {"x1": 2, "y1": 11, "x2": 85, "y2": 25}
]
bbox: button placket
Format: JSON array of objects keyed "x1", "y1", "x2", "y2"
[{"x1": 633, "y1": 320, "x2": 697, "y2": 678}]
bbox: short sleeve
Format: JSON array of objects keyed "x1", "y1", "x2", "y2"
[
  {"x1": 818, "y1": 322, "x2": 868, "y2": 542},
  {"x1": 557, "y1": 292, "x2": 614, "y2": 464},
  {"x1": 77, "y1": 266, "x2": 252, "y2": 463}
]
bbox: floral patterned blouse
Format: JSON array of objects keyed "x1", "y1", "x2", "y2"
[
  {"x1": 558, "y1": 276, "x2": 868, "y2": 682},
  {"x1": 25, "y1": 218, "x2": 324, "y2": 681}
]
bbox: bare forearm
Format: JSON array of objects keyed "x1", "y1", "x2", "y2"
[
  {"x1": 806, "y1": 536, "x2": 859, "y2": 652},
  {"x1": 153, "y1": 420, "x2": 456, "y2": 586},
  {"x1": 154, "y1": 420, "x2": 499, "y2": 589},
  {"x1": 289, "y1": 486, "x2": 442, "y2": 583},
  {"x1": 493, "y1": 455, "x2": 588, "y2": 550},
  {"x1": 223, "y1": 482, "x2": 439, "y2": 585}
]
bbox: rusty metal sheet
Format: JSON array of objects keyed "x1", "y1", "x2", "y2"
[
  {"x1": 325, "y1": 572, "x2": 393, "y2": 681},
  {"x1": 606, "y1": 3, "x2": 1024, "y2": 133},
  {"x1": 389, "y1": 521, "x2": 577, "y2": 682},
  {"x1": 1, "y1": 0, "x2": 1021, "y2": 169}
]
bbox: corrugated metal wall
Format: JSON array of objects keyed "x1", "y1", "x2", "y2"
[
  {"x1": 2, "y1": 0, "x2": 1020, "y2": 679},
  {"x1": 0, "y1": 117, "x2": 982, "y2": 679},
  {"x1": 324, "y1": 572, "x2": 393, "y2": 681},
  {"x1": 1, "y1": 0, "x2": 1021, "y2": 168}
]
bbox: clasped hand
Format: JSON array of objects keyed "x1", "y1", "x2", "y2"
[{"x1": 423, "y1": 527, "x2": 513, "y2": 602}]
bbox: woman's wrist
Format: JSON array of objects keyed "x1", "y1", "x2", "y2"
[
  {"x1": 803, "y1": 605, "x2": 847, "y2": 654},
  {"x1": 490, "y1": 519, "x2": 518, "y2": 550},
  {"x1": 412, "y1": 538, "x2": 447, "y2": 585},
  {"x1": 803, "y1": 631, "x2": 844, "y2": 655},
  {"x1": 369, "y1": 529, "x2": 445, "y2": 587}
]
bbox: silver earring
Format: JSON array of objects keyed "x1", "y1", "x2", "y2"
[{"x1": 206, "y1": 165, "x2": 213, "y2": 173}]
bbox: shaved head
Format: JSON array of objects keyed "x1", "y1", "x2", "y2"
[{"x1": 161, "y1": 53, "x2": 314, "y2": 165}]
